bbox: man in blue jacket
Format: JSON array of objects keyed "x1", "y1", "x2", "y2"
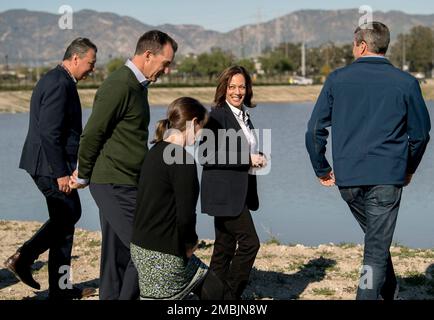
[{"x1": 305, "y1": 22, "x2": 430, "y2": 300}]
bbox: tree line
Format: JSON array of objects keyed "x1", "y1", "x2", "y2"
[
  {"x1": 165, "y1": 25, "x2": 434, "y2": 80},
  {"x1": 2, "y1": 25, "x2": 433, "y2": 89}
]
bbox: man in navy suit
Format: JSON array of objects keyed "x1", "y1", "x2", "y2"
[
  {"x1": 4, "y1": 38, "x2": 97, "y2": 300},
  {"x1": 306, "y1": 22, "x2": 430, "y2": 300}
]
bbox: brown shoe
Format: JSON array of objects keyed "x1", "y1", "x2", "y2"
[
  {"x1": 4, "y1": 252, "x2": 40, "y2": 290},
  {"x1": 48, "y1": 286, "x2": 97, "y2": 300}
]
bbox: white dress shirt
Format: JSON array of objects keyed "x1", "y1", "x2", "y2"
[{"x1": 226, "y1": 101, "x2": 258, "y2": 174}]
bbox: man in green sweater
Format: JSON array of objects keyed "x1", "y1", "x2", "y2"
[{"x1": 70, "y1": 30, "x2": 177, "y2": 300}]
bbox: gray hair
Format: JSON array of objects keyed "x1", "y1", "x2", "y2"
[
  {"x1": 63, "y1": 38, "x2": 97, "y2": 61},
  {"x1": 134, "y1": 30, "x2": 178, "y2": 56},
  {"x1": 354, "y1": 21, "x2": 390, "y2": 54}
]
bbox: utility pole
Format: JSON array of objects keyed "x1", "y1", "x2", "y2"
[
  {"x1": 301, "y1": 40, "x2": 306, "y2": 77},
  {"x1": 276, "y1": 17, "x2": 288, "y2": 57},
  {"x1": 5, "y1": 54, "x2": 8, "y2": 71},
  {"x1": 35, "y1": 17, "x2": 40, "y2": 81},
  {"x1": 402, "y1": 34, "x2": 407, "y2": 71},
  {"x1": 323, "y1": 44, "x2": 329, "y2": 68},
  {"x1": 431, "y1": 27, "x2": 434, "y2": 77},
  {"x1": 275, "y1": 16, "x2": 282, "y2": 49},
  {"x1": 256, "y1": 8, "x2": 262, "y2": 56},
  {"x1": 240, "y1": 28, "x2": 245, "y2": 59}
]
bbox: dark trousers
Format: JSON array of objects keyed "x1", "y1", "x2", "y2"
[
  {"x1": 20, "y1": 175, "x2": 81, "y2": 293},
  {"x1": 209, "y1": 207, "x2": 260, "y2": 299},
  {"x1": 89, "y1": 183, "x2": 139, "y2": 300},
  {"x1": 339, "y1": 185, "x2": 402, "y2": 300},
  {"x1": 192, "y1": 270, "x2": 226, "y2": 300}
]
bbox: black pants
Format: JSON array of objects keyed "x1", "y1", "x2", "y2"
[
  {"x1": 210, "y1": 207, "x2": 260, "y2": 299},
  {"x1": 192, "y1": 269, "x2": 226, "y2": 300},
  {"x1": 20, "y1": 175, "x2": 81, "y2": 293},
  {"x1": 89, "y1": 183, "x2": 139, "y2": 300}
]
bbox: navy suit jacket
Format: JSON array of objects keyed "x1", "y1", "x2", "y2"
[
  {"x1": 200, "y1": 103, "x2": 259, "y2": 217},
  {"x1": 19, "y1": 65, "x2": 82, "y2": 178},
  {"x1": 306, "y1": 57, "x2": 431, "y2": 187}
]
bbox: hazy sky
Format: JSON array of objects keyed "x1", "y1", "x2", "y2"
[{"x1": 1, "y1": 0, "x2": 434, "y2": 32}]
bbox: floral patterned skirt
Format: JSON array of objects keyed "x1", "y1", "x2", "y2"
[{"x1": 131, "y1": 243, "x2": 208, "y2": 300}]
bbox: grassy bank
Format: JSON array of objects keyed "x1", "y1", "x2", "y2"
[
  {"x1": 0, "y1": 85, "x2": 324, "y2": 113},
  {"x1": 2, "y1": 80, "x2": 434, "y2": 114},
  {"x1": 0, "y1": 220, "x2": 433, "y2": 300}
]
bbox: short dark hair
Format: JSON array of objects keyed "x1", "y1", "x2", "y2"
[
  {"x1": 63, "y1": 37, "x2": 97, "y2": 61},
  {"x1": 214, "y1": 66, "x2": 255, "y2": 108},
  {"x1": 135, "y1": 30, "x2": 178, "y2": 56},
  {"x1": 354, "y1": 21, "x2": 390, "y2": 54}
]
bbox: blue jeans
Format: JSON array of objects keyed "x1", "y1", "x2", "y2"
[{"x1": 339, "y1": 185, "x2": 402, "y2": 300}]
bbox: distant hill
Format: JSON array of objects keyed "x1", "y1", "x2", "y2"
[{"x1": 1, "y1": 8, "x2": 434, "y2": 64}]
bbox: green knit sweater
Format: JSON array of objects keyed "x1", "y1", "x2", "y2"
[{"x1": 78, "y1": 66, "x2": 150, "y2": 186}]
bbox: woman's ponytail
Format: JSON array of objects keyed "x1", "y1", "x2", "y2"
[{"x1": 151, "y1": 119, "x2": 170, "y2": 144}]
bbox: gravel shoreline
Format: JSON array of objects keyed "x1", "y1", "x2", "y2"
[{"x1": 1, "y1": 220, "x2": 433, "y2": 300}]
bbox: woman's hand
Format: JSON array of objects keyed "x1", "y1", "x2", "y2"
[
  {"x1": 250, "y1": 154, "x2": 267, "y2": 168},
  {"x1": 186, "y1": 243, "x2": 199, "y2": 258}
]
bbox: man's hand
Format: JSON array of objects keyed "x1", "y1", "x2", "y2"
[
  {"x1": 404, "y1": 173, "x2": 413, "y2": 187},
  {"x1": 57, "y1": 176, "x2": 71, "y2": 194},
  {"x1": 68, "y1": 169, "x2": 88, "y2": 189},
  {"x1": 318, "y1": 171, "x2": 336, "y2": 187}
]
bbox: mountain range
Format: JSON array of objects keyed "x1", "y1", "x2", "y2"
[{"x1": 1, "y1": 8, "x2": 434, "y2": 65}]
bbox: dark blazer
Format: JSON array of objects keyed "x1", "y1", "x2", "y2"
[
  {"x1": 306, "y1": 57, "x2": 431, "y2": 187},
  {"x1": 200, "y1": 102, "x2": 259, "y2": 217},
  {"x1": 19, "y1": 65, "x2": 82, "y2": 178}
]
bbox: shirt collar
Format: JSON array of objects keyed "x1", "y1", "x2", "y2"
[
  {"x1": 125, "y1": 59, "x2": 150, "y2": 88},
  {"x1": 59, "y1": 63, "x2": 77, "y2": 83},
  {"x1": 359, "y1": 55, "x2": 388, "y2": 59},
  {"x1": 226, "y1": 100, "x2": 244, "y2": 116},
  {"x1": 226, "y1": 100, "x2": 249, "y2": 122}
]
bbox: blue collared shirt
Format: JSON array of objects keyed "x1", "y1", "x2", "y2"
[{"x1": 125, "y1": 59, "x2": 150, "y2": 87}]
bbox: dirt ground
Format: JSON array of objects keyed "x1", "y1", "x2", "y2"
[{"x1": 1, "y1": 220, "x2": 433, "y2": 300}]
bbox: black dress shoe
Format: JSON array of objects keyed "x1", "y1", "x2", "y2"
[
  {"x1": 4, "y1": 252, "x2": 40, "y2": 290},
  {"x1": 48, "y1": 286, "x2": 97, "y2": 300}
]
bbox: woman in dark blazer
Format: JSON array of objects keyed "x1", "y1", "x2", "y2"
[
  {"x1": 200, "y1": 66, "x2": 267, "y2": 299},
  {"x1": 131, "y1": 97, "x2": 225, "y2": 300}
]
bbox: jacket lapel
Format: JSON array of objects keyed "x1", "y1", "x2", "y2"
[
  {"x1": 223, "y1": 102, "x2": 256, "y2": 131},
  {"x1": 223, "y1": 102, "x2": 243, "y2": 131},
  {"x1": 222, "y1": 102, "x2": 253, "y2": 147},
  {"x1": 246, "y1": 113, "x2": 255, "y2": 130}
]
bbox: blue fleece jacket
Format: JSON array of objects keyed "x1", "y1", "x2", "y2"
[{"x1": 306, "y1": 57, "x2": 431, "y2": 187}]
